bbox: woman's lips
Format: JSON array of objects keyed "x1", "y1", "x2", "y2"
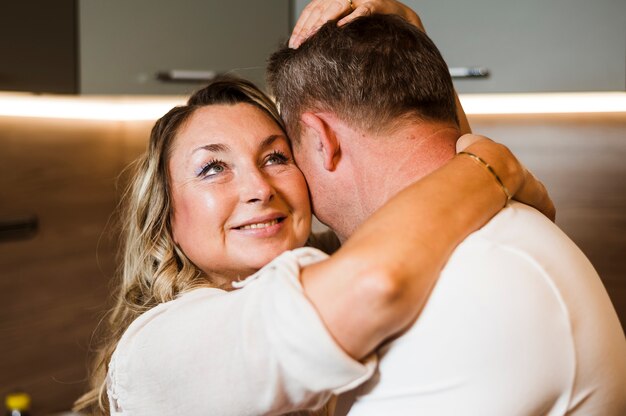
[
  {"x1": 238, "y1": 218, "x2": 281, "y2": 230},
  {"x1": 231, "y1": 215, "x2": 287, "y2": 237}
]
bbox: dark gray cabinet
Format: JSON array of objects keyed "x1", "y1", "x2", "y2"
[
  {"x1": 294, "y1": 0, "x2": 626, "y2": 93},
  {"x1": 416, "y1": 0, "x2": 626, "y2": 93},
  {"x1": 79, "y1": 0, "x2": 290, "y2": 94}
]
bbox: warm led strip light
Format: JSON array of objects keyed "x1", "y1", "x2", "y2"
[
  {"x1": 0, "y1": 93, "x2": 185, "y2": 121},
  {"x1": 0, "y1": 91, "x2": 624, "y2": 120},
  {"x1": 459, "y1": 92, "x2": 626, "y2": 115}
]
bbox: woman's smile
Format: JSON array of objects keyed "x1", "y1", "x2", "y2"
[{"x1": 230, "y1": 212, "x2": 286, "y2": 233}]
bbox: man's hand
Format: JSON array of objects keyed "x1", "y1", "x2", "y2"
[
  {"x1": 457, "y1": 134, "x2": 556, "y2": 222},
  {"x1": 290, "y1": 0, "x2": 424, "y2": 48}
]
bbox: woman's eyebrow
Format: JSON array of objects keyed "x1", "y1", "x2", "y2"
[
  {"x1": 260, "y1": 134, "x2": 287, "y2": 149},
  {"x1": 193, "y1": 143, "x2": 230, "y2": 154}
]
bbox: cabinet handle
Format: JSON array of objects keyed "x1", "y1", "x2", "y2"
[
  {"x1": 449, "y1": 67, "x2": 490, "y2": 79},
  {"x1": 156, "y1": 70, "x2": 217, "y2": 83},
  {"x1": 0, "y1": 214, "x2": 38, "y2": 243}
]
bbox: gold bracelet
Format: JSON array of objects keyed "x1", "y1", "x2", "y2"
[
  {"x1": 458, "y1": 151, "x2": 512, "y2": 205},
  {"x1": 348, "y1": 0, "x2": 355, "y2": 10}
]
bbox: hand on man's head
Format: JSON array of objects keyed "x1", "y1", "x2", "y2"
[{"x1": 289, "y1": 0, "x2": 424, "y2": 49}]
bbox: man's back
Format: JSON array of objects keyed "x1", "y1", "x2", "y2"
[{"x1": 339, "y1": 202, "x2": 626, "y2": 415}]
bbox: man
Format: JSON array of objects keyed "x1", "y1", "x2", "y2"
[{"x1": 267, "y1": 14, "x2": 626, "y2": 415}]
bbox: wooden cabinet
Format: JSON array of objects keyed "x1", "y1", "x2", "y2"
[
  {"x1": 0, "y1": 116, "x2": 152, "y2": 413},
  {"x1": 294, "y1": 0, "x2": 626, "y2": 93},
  {"x1": 0, "y1": 1, "x2": 290, "y2": 94}
]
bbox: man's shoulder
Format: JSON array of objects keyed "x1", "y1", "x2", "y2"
[
  {"x1": 431, "y1": 200, "x2": 607, "y2": 345},
  {"x1": 438, "y1": 200, "x2": 623, "y2": 374},
  {"x1": 455, "y1": 201, "x2": 586, "y2": 269},
  {"x1": 445, "y1": 201, "x2": 599, "y2": 307},
  {"x1": 469, "y1": 200, "x2": 569, "y2": 248},
  {"x1": 435, "y1": 202, "x2": 576, "y2": 319}
]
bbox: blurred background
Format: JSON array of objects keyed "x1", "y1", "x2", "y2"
[{"x1": 1, "y1": 0, "x2": 625, "y2": 413}]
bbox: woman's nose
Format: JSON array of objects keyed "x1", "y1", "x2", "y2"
[{"x1": 239, "y1": 169, "x2": 275, "y2": 204}]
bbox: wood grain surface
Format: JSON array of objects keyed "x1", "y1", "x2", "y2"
[{"x1": 0, "y1": 116, "x2": 152, "y2": 414}]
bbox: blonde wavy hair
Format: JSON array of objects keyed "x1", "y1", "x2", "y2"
[{"x1": 74, "y1": 76, "x2": 287, "y2": 414}]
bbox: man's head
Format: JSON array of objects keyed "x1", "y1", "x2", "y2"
[
  {"x1": 267, "y1": 14, "x2": 458, "y2": 142},
  {"x1": 267, "y1": 14, "x2": 459, "y2": 238}
]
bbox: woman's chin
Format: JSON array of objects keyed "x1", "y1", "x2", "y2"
[{"x1": 245, "y1": 249, "x2": 292, "y2": 270}]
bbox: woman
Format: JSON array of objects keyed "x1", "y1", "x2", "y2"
[{"x1": 75, "y1": 3, "x2": 553, "y2": 416}]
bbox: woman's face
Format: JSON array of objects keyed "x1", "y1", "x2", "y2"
[{"x1": 169, "y1": 103, "x2": 312, "y2": 281}]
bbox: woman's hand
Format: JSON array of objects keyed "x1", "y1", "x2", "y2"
[
  {"x1": 458, "y1": 134, "x2": 556, "y2": 222},
  {"x1": 290, "y1": 0, "x2": 424, "y2": 48}
]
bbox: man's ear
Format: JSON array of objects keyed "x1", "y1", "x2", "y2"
[{"x1": 300, "y1": 112, "x2": 341, "y2": 171}]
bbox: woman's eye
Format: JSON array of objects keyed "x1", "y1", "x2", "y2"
[
  {"x1": 198, "y1": 160, "x2": 226, "y2": 178},
  {"x1": 265, "y1": 151, "x2": 289, "y2": 166}
]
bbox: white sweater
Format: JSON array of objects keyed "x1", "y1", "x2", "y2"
[{"x1": 107, "y1": 248, "x2": 374, "y2": 416}]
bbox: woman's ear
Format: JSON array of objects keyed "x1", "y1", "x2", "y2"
[{"x1": 300, "y1": 112, "x2": 341, "y2": 171}]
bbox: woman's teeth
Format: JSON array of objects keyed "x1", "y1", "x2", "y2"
[{"x1": 239, "y1": 219, "x2": 279, "y2": 230}]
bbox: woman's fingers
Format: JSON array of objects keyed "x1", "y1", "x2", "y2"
[
  {"x1": 290, "y1": 0, "x2": 425, "y2": 48},
  {"x1": 290, "y1": 3, "x2": 323, "y2": 48},
  {"x1": 340, "y1": 1, "x2": 425, "y2": 31},
  {"x1": 456, "y1": 133, "x2": 490, "y2": 152},
  {"x1": 338, "y1": 4, "x2": 373, "y2": 26},
  {"x1": 290, "y1": 0, "x2": 350, "y2": 48},
  {"x1": 517, "y1": 169, "x2": 557, "y2": 222}
]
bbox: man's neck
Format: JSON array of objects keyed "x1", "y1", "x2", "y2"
[{"x1": 347, "y1": 122, "x2": 460, "y2": 226}]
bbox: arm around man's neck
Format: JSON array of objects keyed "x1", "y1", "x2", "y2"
[{"x1": 299, "y1": 139, "x2": 534, "y2": 360}]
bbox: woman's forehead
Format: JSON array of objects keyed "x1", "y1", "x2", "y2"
[
  {"x1": 172, "y1": 103, "x2": 288, "y2": 159},
  {"x1": 182, "y1": 104, "x2": 281, "y2": 144}
]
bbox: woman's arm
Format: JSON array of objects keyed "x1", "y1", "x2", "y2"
[{"x1": 301, "y1": 138, "x2": 552, "y2": 360}]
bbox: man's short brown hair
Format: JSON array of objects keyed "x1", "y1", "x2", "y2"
[{"x1": 267, "y1": 14, "x2": 458, "y2": 142}]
